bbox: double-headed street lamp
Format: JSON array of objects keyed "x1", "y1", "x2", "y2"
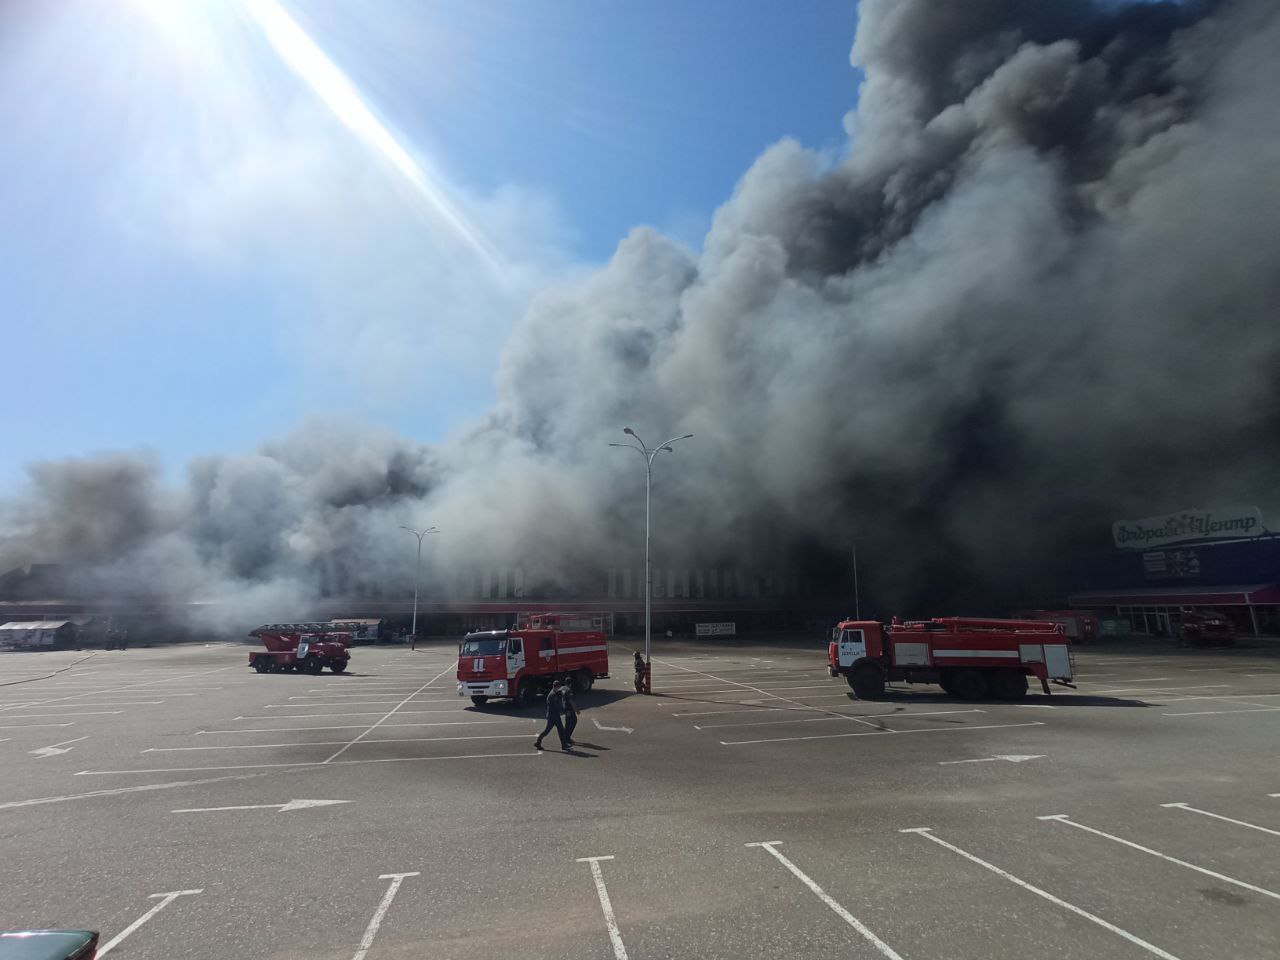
[
  {"x1": 610, "y1": 427, "x2": 693, "y2": 693},
  {"x1": 400, "y1": 524, "x2": 438, "y2": 650}
]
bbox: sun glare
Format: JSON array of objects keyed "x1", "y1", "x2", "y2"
[
  {"x1": 129, "y1": 0, "x2": 497, "y2": 268},
  {"x1": 238, "y1": 0, "x2": 497, "y2": 267}
]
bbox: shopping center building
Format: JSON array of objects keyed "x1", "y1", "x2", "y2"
[{"x1": 1068, "y1": 505, "x2": 1280, "y2": 637}]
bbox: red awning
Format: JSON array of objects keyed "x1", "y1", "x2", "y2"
[{"x1": 1069, "y1": 584, "x2": 1280, "y2": 607}]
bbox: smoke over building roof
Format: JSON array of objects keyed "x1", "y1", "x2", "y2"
[{"x1": 3, "y1": 0, "x2": 1278, "y2": 624}]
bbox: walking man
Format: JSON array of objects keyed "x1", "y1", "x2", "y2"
[
  {"x1": 562, "y1": 679, "x2": 579, "y2": 747},
  {"x1": 534, "y1": 678, "x2": 569, "y2": 751},
  {"x1": 633, "y1": 650, "x2": 645, "y2": 693}
]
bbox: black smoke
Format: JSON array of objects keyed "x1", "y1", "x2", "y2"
[{"x1": 3, "y1": 0, "x2": 1279, "y2": 621}]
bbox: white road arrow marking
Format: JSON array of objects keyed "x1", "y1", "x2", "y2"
[
  {"x1": 28, "y1": 736, "x2": 89, "y2": 758},
  {"x1": 592, "y1": 717, "x2": 633, "y2": 734},
  {"x1": 97, "y1": 889, "x2": 202, "y2": 957},
  {"x1": 172, "y1": 798, "x2": 351, "y2": 814},
  {"x1": 939, "y1": 754, "x2": 1045, "y2": 765}
]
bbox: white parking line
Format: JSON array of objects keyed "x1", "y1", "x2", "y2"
[
  {"x1": 721, "y1": 721, "x2": 1045, "y2": 745},
  {"x1": 673, "y1": 706, "x2": 802, "y2": 718},
  {"x1": 1162, "y1": 705, "x2": 1280, "y2": 717},
  {"x1": 200, "y1": 720, "x2": 528, "y2": 734},
  {"x1": 652, "y1": 655, "x2": 887, "y2": 728},
  {"x1": 670, "y1": 691, "x2": 863, "y2": 706},
  {"x1": 242, "y1": 709, "x2": 466, "y2": 719},
  {"x1": 654, "y1": 674, "x2": 816, "y2": 685},
  {"x1": 663, "y1": 683, "x2": 842, "y2": 696},
  {"x1": 267, "y1": 701, "x2": 457, "y2": 708},
  {"x1": 289, "y1": 691, "x2": 453, "y2": 698},
  {"x1": 147, "y1": 734, "x2": 534, "y2": 751},
  {"x1": 1039, "y1": 815, "x2": 1280, "y2": 901},
  {"x1": 288, "y1": 690, "x2": 443, "y2": 696},
  {"x1": 0, "y1": 666, "x2": 236, "y2": 712},
  {"x1": 2, "y1": 711, "x2": 122, "y2": 718},
  {"x1": 76, "y1": 751, "x2": 541, "y2": 774},
  {"x1": 577, "y1": 856, "x2": 629, "y2": 960},
  {"x1": 0, "y1": 722, "x2": 75, "y2": 729},
  {"x1": 16, "y1": 701, "x2": 166, "y2": 707},
  {"x1": 1087, "y1": 684, "x2": 1231, "y2": 694},
  {"x1": 1160, "y1": 802, "x2": 1280, "y2": 837},
  {"x1": 696, "y1": 709, "x2": 984, "y2": 730},
  {"x1": 97, "y1": 889, "x2": 203, "y2": 957},
  {"x1": 351, "y1": 873, "x2": 418, "y2": 960},
  {"x1": 747, "y1": 842, "x2": 903, "y2": 960},
  {"x1": 901, "y1": 829, "x2": 1180, "y2": 960}
]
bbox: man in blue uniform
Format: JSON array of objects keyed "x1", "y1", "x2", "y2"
[
  {"x1": 562, "y1": 679, "x2": 579, "y2": 746},
  {"x1": 534, "y1": 678, "x2": 570, "y2": 751}
]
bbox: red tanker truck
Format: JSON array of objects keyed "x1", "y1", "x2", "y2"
[
  {"x1": 1014, "y1": 609, "x2": 1099, "y2": 644},
  {"x1": 457, "y1": 613, "x2": 609, "y2": 707},
  {"x1": 828, "y1": 616, "x2": 1075, "y2": 700},
  {"x1": 248, "y1": 623, "x2": 353, "y2": 674}
]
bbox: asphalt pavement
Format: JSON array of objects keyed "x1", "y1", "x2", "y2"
[{"x1": 2, "y1": 636, "x2": 1279, "y2": 959}]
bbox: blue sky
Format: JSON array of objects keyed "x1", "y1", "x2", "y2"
[{"x1": 0, "y1": 0, "x2": 860, "y2": 489}]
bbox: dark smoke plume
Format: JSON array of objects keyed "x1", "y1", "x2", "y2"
[{"x1": 3, "y1": 0, "x2": 1279, "y2": 623}]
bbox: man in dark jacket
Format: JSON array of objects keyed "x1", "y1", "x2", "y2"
[
  {"x1": 534, "y1": 679, "x2": 569, "y2": 751},
  {"x1": 562, "y1": 680, "x2": 579, "y2": 747}
]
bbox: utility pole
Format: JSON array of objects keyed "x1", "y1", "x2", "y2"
[{"x1": 852, "y1": 543, "x2": 861, "y2": 621}]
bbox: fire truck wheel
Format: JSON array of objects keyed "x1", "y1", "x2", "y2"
[
  {"x1": 470, "y1": 696, "x2": 489, "y2": 707},
  {"x1": 330, "y1": 661, "x2": 347, "y2": 674},
  {"x1": 305, "y1": 657, "x2": 324, "y2": 675},
  {"x1": 573, "y1": 669, "x2": 594, "y2": 694},
  {"x1": 952, "y1": 669, "x2": 988, "y2": 700},
  {"x1": 514, "y1": 679, "x2": 536, "y2": 709},
  {"x1": 849, "y1": 664, "x2": 885, "y2": 699},
  {"x1": 989, "y1": 669, "x2": 1028, "y2": 700},
  {"x1": 253, "y1": 658, "x2": 269, "y2": 674}
]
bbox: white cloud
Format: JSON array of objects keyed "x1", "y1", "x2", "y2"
[{"x1": 95, "y1": 3, "x2": 577, "y2": 426}]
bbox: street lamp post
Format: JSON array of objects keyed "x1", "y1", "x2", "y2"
[
  {"x1": 609, "y1": 427, "x2": 693, "y2": 693},
  {"x1": 400, "y1": 525, "x2": 438, "y2": 650}
]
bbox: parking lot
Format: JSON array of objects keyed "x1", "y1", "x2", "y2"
[{"x1": 2, "y1": 637, "x2": 1279, "y2": 959}]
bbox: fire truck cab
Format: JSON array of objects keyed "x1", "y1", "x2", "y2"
[
  {"x1": 457, "y1": 614, "x2": 609, "y2": 707},
  {"x1": 828, "y1": 617, "x2": 1074, "y2": 700}
]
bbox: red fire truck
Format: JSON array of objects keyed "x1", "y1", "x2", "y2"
[
  {"x1": 828, "y1": 617, "x2": 1075, "y2": 700},
  {"x1": 248, "y1": 623, "x2": 353, "y2": 674},
  {"x1": 1178, "y1": 610, "x2": 1237, "y2": 647},
  {"x1": 457, "y1": 613, "x2": 610, "y2": 707}
]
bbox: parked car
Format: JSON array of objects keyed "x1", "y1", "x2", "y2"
[{"x1": 0, "y1": 930, "x2": 99, "y2": 960}]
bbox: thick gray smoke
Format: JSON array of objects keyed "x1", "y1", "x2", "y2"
[{"x1": 4, "y1": 0, "x2": 1280, "y2": 622}]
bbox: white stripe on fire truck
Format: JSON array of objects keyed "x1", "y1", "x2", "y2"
[
  {"x1": 929, "y1": 650, "x2": 1021, "y2": 659},
  {"x1": 538, "y1": 644, "x2": 609, "y2": 656}
]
